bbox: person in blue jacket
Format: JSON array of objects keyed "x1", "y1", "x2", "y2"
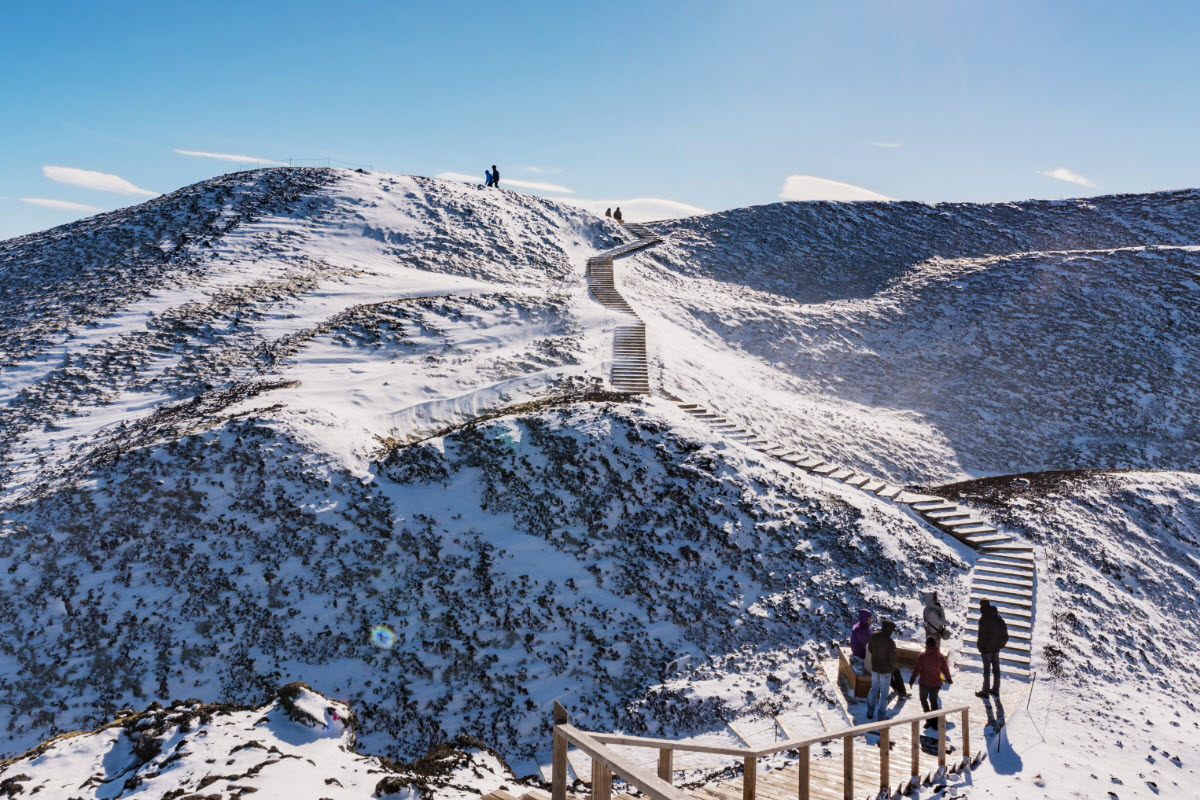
[{"x1": 484, "y1": 169, "x2": 493, "y2": 187}]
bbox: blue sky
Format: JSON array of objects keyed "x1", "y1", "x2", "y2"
[{"x1": 3, "y1": 0, "x2": 1199, "y2": 237}]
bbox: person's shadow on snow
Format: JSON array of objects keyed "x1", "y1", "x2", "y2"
[{"x1": 982, "y1": 696, "x2": 1023, "y2": 775}]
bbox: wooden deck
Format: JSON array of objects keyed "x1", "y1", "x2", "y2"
[{"x1": 548, "y1": 702, "x2": 982, "y2": 800}]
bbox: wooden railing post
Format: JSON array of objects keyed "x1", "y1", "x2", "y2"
[
  {"x1": 553, "y1": 702, "x2": 569, "y2": 800},
  {"x1": 657, "y1": 748, "x2": 673, "y2": 783},
  {"x1": 798, "y1": 744, "x2": 810, "y2": 800},
  {"x1": 742, "y1": 756, "x2": 756, "y2": 800},
  {"x1": 961, "y1": 708, "x2": 971, "y2": 768},
  {"x1": 910, "y1": 719, "x2": 919, "y2": 782},
  {"x1": 592, "y1": 760, "x2": 612, "y2": 800},
  {"x1": 937, "y1": 713, "x2": 946, "y2": 768},
  {"x1": 842, "y1": 735, "x2": 854, "y2": 800},
  {"x1": 879, "y1": 726, "x2": 890, "y2": 792}
]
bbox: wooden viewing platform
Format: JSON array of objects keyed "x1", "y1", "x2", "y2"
[{"x1": 548, "y1": 701, "x2": 983, "y2": 800}]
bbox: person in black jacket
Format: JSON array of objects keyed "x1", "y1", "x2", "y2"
[
  {"x1": 975, "y1": 599, "x2": 1009, "y2": 697},
  {"x1": 491, "y1": 165, "x2": 500, "y2": 188},
  {"x1": 866, "y1": 620, "x2": 898, "y2": 720}
]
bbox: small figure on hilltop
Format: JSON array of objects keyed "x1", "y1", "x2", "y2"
[
  {"x1": 975, "y1": 598, "x2": 1009, "y2": 698},
  {"x1": 485, "y1": 168, "x2": 493, "y2": 187},
  {"x1": 605, "y1": 207, "x2": 612, "y2": 218},
  {"x1": 923, "y1": 591, "x2": 949, "y2": 642},
  {"x1": 613, "y1": 206, "x2": 623, "y2": 222},
  {"x1": 866, "y1": 619, "x2": 898, "y2": 720},
  {"x1": 491, "y1": 164, "x2": 500, "y2": 188},
  {"x1": 910, "y1": 635, "x2": 953, "y2": 729}
]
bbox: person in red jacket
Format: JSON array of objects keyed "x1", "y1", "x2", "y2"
[{"x1": 909, "y1": 636, "x2": 953, "y2": 730}]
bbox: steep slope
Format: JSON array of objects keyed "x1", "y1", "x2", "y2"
[
  {"x1": 621, "y1": 194, "x2": 1200, "y2": 482},
  {"x1": 0, "y1": 168, "x2": 621, "y2": 502},
  {"x1": 0, "y1": 170, "x2": 972, "y2": 771},
  {"x1": 925, "y1": 470, "x2": 1200, "y2": 799},
  {"x1": 0, "y1": 397, "x2": 969, "y2": 765}
]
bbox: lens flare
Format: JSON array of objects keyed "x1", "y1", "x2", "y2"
[{"x1": 370, "y1": 624, "x2": 396, "y2": 650}]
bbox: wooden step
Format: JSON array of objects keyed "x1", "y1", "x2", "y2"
[
  {"x1": 973, "y1": 573, "x2": 1033, "y2": 590},
  {"x1": 967, "y1": 612, "x2": 1032, "y2": 631},
  {"x1": 862, "y1": 480, "x2": 886, "y2": 492},
  {"x1": 954, "y1": 524, "x2": 999, "y2": 536},
  {"x1": 924, "y1": 509, "x2": 969, "y2": 520},
  {"x1": 976, "y1": 563, "x2": 1034, "y2": 580},
  {"x1": 812, "y1": 464, "x2": 838, "y2": 475},
  {"x1": 970, "y1": 582, "x2": 1032, "y2": 600},
  {"x1": 960, "y1": 534, "x2": 1010, "y2": 547},
  {"x1": 829, "y1": 468, "x2": 853, "y2": 480},
  {"x1": 982, "y1": 543, "x2": 1033, "y2": 553},
  {"x1": 959, "y1": 649, "x2": 1032, "y2": 667},
  {"x1": 963, "y1": 637, "x2": 1032, "y2": 654},
  {"x1": 912, "y1": 501, "x2": 956, "y2": 511},
  {"x1": 876, "y1": 486, "x2": 901, "y2": 498},
  {"x1": 970, "y1": 588, "x2": 1032, "y2": 606},
  {"x1": 940, "y1": 517, "x2": 989, "y2": 529},
  {"x1": 967, "y1": 608, "x2": 1032, "y2": 625},
  {"x1": 977, "y1": 554, "x2": 1035, "y2": 570}
]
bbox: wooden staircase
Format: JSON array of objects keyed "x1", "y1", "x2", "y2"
[
  {"x1": 586, "y1": 223, "x2": 663, "y2": 394},
  {"x1": 672, "y1": 400, "x2": 1036, "y2": 679}
]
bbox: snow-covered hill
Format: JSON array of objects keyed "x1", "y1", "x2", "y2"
[
  {"x1": 1, "y1": 169, "x2": 1198, "y2": 799},
  {"x1": 0, "y1": 170, "x2": 967, "y2": 769},
  {"x1": 625, "y1": 193, "x2": 1200, "y2": 482},
  {"x1": 0, "y1": 682, "x2": 520, "y2": 799}
]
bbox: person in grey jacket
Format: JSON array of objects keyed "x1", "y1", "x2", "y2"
[{"x1": 923, "y1": 591, "x2": 948, "y2": 641}]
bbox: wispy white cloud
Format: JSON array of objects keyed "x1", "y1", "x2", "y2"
[
  {"x1": 556, "y1": 197, "x2": 707, "y2": 222},
  {"x1": 21, "y1": 197, "x2": 102, "y2": 212},
  {"x1": 866, "y1": 141, "x2": 903, "y2": 149},
  {"x1": 1037, "y1": 166, "x2": 1095, "y2": 188},
  {"x1": 43, "y1": 166, "x2": 158, "y2": 197},
  {"x1": 505, "y1": 177, "x2": 573, "y2": 193},
  {"x1": 175, "y1": 148, "x2": 286, "y2": 165},
  {"x1": 437, "y1": 171, "x2": 485, "y2": 183},
  {"x1": 436, "y1": 171, "x2": 573, "y2": 194},
  {"x1": 779, "y1": 175, "x2": 892, "y2": 202}
]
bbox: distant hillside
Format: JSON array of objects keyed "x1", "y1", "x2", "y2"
[
  {"x1": 1, "y1": 169, "x2": 1198, "y2": 798},
  {"x1": 626, "y1": 193, "x2": 1200, "y2": 481}
]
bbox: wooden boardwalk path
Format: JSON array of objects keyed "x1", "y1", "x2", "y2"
[
  {"x1": 586, "y1": 223, "x2": 662, "y2": 394},
  {"x1": 560, "y1": 219, "x2": 1040, "y2": 800},
  {"x1": 669, "y1": 402, "x2": 1036, "y2": 679},
  {"x1": 541, "y1": 703, "x2": 982, "y2": 800}
]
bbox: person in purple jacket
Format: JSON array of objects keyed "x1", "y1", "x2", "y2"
[{"x1": 850, "y1": 609, "x2": 872, "y2": 658}]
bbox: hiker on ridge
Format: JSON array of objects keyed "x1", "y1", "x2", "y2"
[
  {"x1": 866, "y1": 619, "x2": 898, "y2": 720},
  {"x1": 605, "y1": 207, "x2": 612, "y2": 218},
  {"x1": 485, "y1": 168, "x2": 493, "y2": 187},
  {"x1": 923, "y1": 591, "x2": 949, "y2": 642},
  {"x1": 613, "y1": 206, "x2": 623, "y2": 222},
  {"x1": 910, "y1": 635, "x2": 953, "y2": 729},
  {"x1": 491, "y1": 164, "x2": 500, "y2": 188},
  {"x1": 975, "y1": 598, "x2": 1009, "y2": 697}
]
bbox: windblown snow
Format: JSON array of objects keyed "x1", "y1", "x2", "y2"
[{"x1": 0, "y1": 168, "x2": 1197, "y2": 800}]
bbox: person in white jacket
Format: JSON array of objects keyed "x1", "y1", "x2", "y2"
[{"x1": 923, "y1": 591, "x2": 949, "y2": 641}]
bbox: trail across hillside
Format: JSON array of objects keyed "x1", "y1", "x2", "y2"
[{"x1": 586, "y1": 220, "x2": 1043, "y2": 794}]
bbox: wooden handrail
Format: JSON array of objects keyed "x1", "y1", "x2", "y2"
[
  {"x1": 585, "y1": 704, "x2": 971, "y2": 758},
  {"x1": 554, "y1": 724, "x2": 694, "y2": 800}
]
